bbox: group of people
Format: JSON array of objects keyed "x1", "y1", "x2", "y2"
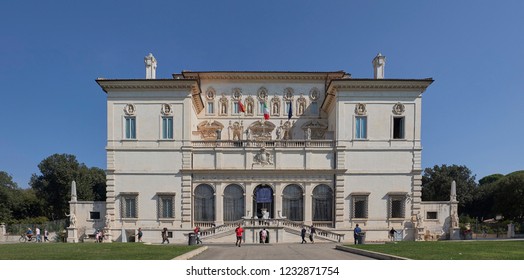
[
  {"x1": 300, "y1": 226, "x2": 316, "y2": 244},
  {"x1": 94, "y1": 229, "x2": 105, "y2": 242},
  {"x1": 25, "y1": 227, "x2": 49, "y2": 242}
]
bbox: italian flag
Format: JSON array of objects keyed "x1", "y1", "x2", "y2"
[
  {"x1": 263, "y1": 100, "x2": 270, "y2": 120},
  {"x1": 238, "y1": 100, "x2": 245, "y2": 113}
]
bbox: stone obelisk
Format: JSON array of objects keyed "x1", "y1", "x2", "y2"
[{"x1": 67, "y1": 180, "x2": 78, "y2": 243}]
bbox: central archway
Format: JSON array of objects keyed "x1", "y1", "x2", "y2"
[{"x1": 253, "y1": 184, "x2": 274, "y2": 219}]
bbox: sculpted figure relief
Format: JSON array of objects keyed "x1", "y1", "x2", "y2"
[
  {"x1": 253, "y1": 147, "x2": 273, "y2": 166},
  {"x1": 229, "y1": 121, "x2": 243, "y2": 141}
]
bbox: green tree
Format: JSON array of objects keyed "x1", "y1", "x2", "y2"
[
  {"x1": 422, "y1": 164, "x2": 477, "y2": 213},
  {"x1": 0, "y1": 171, "x2": 44, "y2": 223},
  {"x1": 479, "y1": 174, "x2": 504, "y2": 186},
  {"x1": 0, "y1": 171, "x2": 17, "y2": 222},
  {"x1": 468, "y1": 174, "x2": 502, "y2": 220},
  {"x1": 493, "y1": 171, "x2": 524, "y2": 222},
  {"x1": 30, "y1": 154, "x2": 106, "y2": 220}
]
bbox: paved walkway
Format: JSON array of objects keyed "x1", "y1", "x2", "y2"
[{"x1": 189, "y1": 243, "x2": 375, "y2": 260}]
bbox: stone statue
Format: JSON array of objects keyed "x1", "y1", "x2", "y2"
[
  {"x1": 306, "y1": 127, "x2": 311, "y2": 140},
  {"x1": 105, "y1": 213, "x2": 111, "y2": 229},
  {"x1": 66, "y1": 213, "x2": 76, "y2": 228},
  {"x1": 229, "y1": 121, "x2": 243, "y2": 141},
  {"x1": 276, "y1": 126, "x2": 282, "y2": 140},
  {"x1": 262, "y1": 209, "x2": 270, "y2": 220},
  {"x1": 451, "y1": 208, "x2": 458, "y2": 228}
]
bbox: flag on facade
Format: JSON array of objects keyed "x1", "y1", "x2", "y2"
[
  {"x1": 263, "y1": 100, "x2": 270, "y2": 120},
  {"x1": 238, "y1": 100, "x2": 245, "y2": 113},
  {"x1": 288, "y1": 101, "x2": 293, "y2": 120}
]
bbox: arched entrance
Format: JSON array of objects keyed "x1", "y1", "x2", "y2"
[
  {"x1": 253, "y1": 185, "x2": 274, "y2": 219},
  {"x1": 282, "y1": 184, "x2": 304, "y2": 221},
  {"x1": 194, "y1": 184, "x2": 215, "y2": 223},
  {"x1": 223, "y1": 184, "x2": 245, "y2": 221}
]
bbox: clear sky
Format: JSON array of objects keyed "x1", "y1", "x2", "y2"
[{"x1": 1, "y1": 0, "x2": 523, "y2": 188}]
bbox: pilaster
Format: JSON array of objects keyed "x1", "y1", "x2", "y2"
[
  {"x1": 304, "y1": 182, "x2": 313, "y2": 225},
  {"x1": 181, "y1": 146, "x2": 193, "y2": 227},
  {"x1": 215, "y1": 183, "x2": 224, "y2": 225}
]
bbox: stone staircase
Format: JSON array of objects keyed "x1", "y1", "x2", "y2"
[{"x1": 198, "y1": 218, "x2": 345, "y2": 243}]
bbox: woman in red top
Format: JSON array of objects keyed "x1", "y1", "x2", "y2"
[{"x1": 235, "y1": 224, "x2": 243, "y2": 247}]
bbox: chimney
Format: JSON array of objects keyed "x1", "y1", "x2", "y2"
[
  {"x1": 372, "y1": 53, "x2": 386, "y2": 79},
  {"x1": 145, "y1": 53, "x2": 157, "y2": 79}
]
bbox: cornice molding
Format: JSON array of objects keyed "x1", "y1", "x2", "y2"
[
  {"x1": 328, "y1": 79, "x2": 434, "y2": 92},
  {"x1": 179, "y1": 71, "x2": 348, "y2": 81},
  {"x1": 322, "y1": 78, "x2": 433, "y2": 113},
  {"x1": 181, "y1": 169, "x2": 347, "y2": 175},
  {"x1": 96, "y1": 79, "x2": 198, "y2": 93}
]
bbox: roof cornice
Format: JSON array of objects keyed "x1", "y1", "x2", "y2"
[
  {"x1": 328, "y1": 78, "x2": 434, "y2": 91},
  {"x1": 178, "y1": 71, "x2": 349, "y2": 81},
  {"x1": 95, "y1": 78, "x2": 204, "y2": 114},
  {"x1": 95, "y1": 79, "x2": 198, "y2": 93},
  {"x1": 322, "y1": 78, "x2": 434, "y2": 112}
]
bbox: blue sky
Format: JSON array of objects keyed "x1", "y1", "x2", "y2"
[{"x1": 1, "y1": 0, "x2": 523, "y2": 188}]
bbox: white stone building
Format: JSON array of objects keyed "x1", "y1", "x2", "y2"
[{"x1": 82, "y1": 53, "x2": 458, "y2": 244}]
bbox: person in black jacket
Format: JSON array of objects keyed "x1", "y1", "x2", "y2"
[{"x1": 301, "y1": 227, "x2": 307, "y2": 244}]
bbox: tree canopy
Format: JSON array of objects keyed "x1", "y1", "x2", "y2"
[
  {"x1": 493, "y1": 171, "x2": 524, "y2": 222},
  {"x1": 30, "y1": 154, "x2": 106, "y2": 220},
  {"x1": 421, "y1": 164, "x2": 477, "y2": 212}
]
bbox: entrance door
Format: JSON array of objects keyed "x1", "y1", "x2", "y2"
[{"x1": 253, "y1": 185, "x2": 274, "y2": 219}]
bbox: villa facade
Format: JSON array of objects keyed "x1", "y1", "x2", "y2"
[{"x1": 82, "y1": 53, "x2": 457, "y2": 243}]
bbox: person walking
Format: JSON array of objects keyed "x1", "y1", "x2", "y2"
[
  {"x1": 235, "y1": 224, "x2": 243, "y2": 247},
  {"x1": 35, "y1": 227, "x2": 41, "y2": 242},
  {"x1": 309, "y1": 225, "x2": 316, "y2": 243},
  {"x1": 354, "y1": 224, "x2": 362, "y2": 244},
  {"x1": 44, "y1": 229, "x2": 49, "y2": 242},
  {"x1": 260, "y1": 228, "x2": 268, "y2": 244},
  {"x1": 136, "y1": 228, "x2": 143, "y2": 242},
  {"x1": 161, "y1": 228, "x2": 169, "y2": 244},
  {"x1": 194, "y1": 226, "x2": 202, "y2": 244},
  {"x1": 300, "y1": 226, "x2": 307, "y2": 244},
  {"x1": 389, "y1": 227, "x2": 397, "y2": 241}
]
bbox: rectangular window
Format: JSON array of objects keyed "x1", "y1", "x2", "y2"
[
  {"x1": 121, "y1": 195, "x2": 138, "y2": 218},
  {"x1": 310, "y1": 102, "x2": 318, "y2": 115},
  {"x1": 355, "y1": 116, "x2": 367, "y2": 139},
  {"x1": 426, "y1": 211, "x2": 438, "y2": 220},
  {"x1": 233, "y1": 101, "x2": 240, "y2": 114},
  {"x1": 125, "y1": 117, "x2": 136, "y2": 139},
  {"x1": 89, "y1": 212, "x2": 100, "y2": 220},
  {"x1": 207, "y1": 102, "x2": 214, "y2": 114},
  {"x1": 285, "y1": 102, "x2": 292, "y2": 115},
  {"x1": 158, "y1": 194, "x2": 175, "y2": 219},
  {"x1": 162, "y1": 117, "x2": 173, "y2": 139},
  {"x1": 389, "y1": 196, "x2": 405, "y2": 219},
  {"x1": 258, "y1": 101, "x2": 264, "y2": 115},
  {"x1": 393, "y1": 117, "x2": 405, "y2": 139},
  {"x1": 352, "y1": 195, "x2": 368, "y2": 219}
]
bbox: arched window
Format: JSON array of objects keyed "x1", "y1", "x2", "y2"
[
  {"x1": 194, "y1": 184, "x2": 215, "y2": 222},
  {"x1": 312, "y1": 185, "x2": 333, "y2": 221},
  {"x1": 224, "y1": 184, "x2": 245, "y2": 221},
  {"x1": 282, "y1": 184, "x2": 303, "y2": 221}
]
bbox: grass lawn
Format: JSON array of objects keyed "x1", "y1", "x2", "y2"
[
  {"x1": 0, "y1": 242, "x2": 198, "y2": 260},
  {"x1": 347, "y1": 240, "x2": 524, "y2": 260}
]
